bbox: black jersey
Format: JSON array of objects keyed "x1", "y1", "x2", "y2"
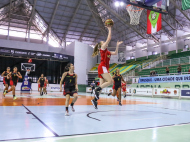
[
  {"x1": 3, "y1": 71, "x2": 10, "y2": 81},
  {"x1": 114, "y1": 74, "x2": 122, "y2": 87},
  {"x1": 40, "y1": 77, "x2": 45, "y2": 85},
  {"x1": 11, "y1": 72, "x2": 19, "y2": 82},
  {"x1": 64, "y1": 73, "x2": 76, "y2": 88}
]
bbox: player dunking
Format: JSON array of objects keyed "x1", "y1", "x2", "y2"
[
  {"x1": 91, "y1": 25, "x2": 123, "y2": 109},
  {"x1": 108, "y1": 69, "x2": 126, "y2": 106},
  {"x1": 1, "y1": 67, "x2": 11, "y2": 97},
  {"x1": 4, "y1": 67, "x2": 22, "y2": 100},
  {"x1": 37, "y1": 74, "x2": 46, "y2": 96},
  {"x1": 60, "y1": 63, "x2": 78, "y2": 116}
]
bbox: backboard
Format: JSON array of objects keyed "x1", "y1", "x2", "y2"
[
  {"x1": 21, "y1": 63, "x2": 35, "y2": 72},
  {"x1": 127, "y1": 0, "x2": 169, "y2": 14}
]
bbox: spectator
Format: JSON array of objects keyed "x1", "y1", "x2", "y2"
[
  {"x1": 155, "y1": 71, "x2": 158, "y2": 76},
  {"x1": 188, "y1": 68, "x2": 190, "y2": 74},
  {"x1": 166, "y1": 67, "x2": 169, "y2": 75},
  {"x1": 150, "y1": 71, "x2": 156, "y2": 76},
  {"x1": 177, "y1": 65, "x2": 181, "y2": 75},
  {"x1": 90, "y1": 81, "x2": 96, "y2": 95},
  {"x1": 150, "y1": 71, "x2": 152, "y2": 76},
  {"x1": 152, "y1": 70, "x2": 155, "y2": 76}
]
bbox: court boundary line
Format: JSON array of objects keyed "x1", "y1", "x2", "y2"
[
  {"x1": 87, "y1": 109, "x2": 176, "y2": 121},
  {"x1": 22, "y1": 104, "x2": 59, "y2": 137},
  {"x1": 58, "y1": 122, "x2": 190, "y2": 137},
  {"x1": 1, "y1": 123, "x2": 190, "y2": 141}
]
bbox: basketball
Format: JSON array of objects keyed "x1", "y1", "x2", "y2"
[{"x1": 105, "y1": 19, "x2": 114, "y2": 27}]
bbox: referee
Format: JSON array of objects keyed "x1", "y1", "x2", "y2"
[{"x1": 90, "y1": 81, "x2": 96, "y2": 95}]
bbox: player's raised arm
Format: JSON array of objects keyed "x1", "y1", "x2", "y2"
[
  {"x1": 101, "y1": 26, "x2": 112, "y2": 50},
  {"x1": 110, "y1": 41, "x2": 123, "y2": 55}
]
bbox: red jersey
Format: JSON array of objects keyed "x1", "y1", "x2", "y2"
[
  {"x1": 44, "y1": 79, "x2": 48, "y2": 87},
  {"x1": 122, "y1": 82, "x2": 126, "y2": 88},
  {"x1": 99, "y1": 48, "x2": 111, "y2": 69}
]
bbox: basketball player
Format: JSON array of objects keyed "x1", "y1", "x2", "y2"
[
  {"x1": 44, "y1": 77, "x2": 49, "y2": 95},
  {"x1": 60, "y1": 63, "x2": 78, "y2": 116},
  {"x1": 4, "y1": 67, "x2": 22, "y2": 100},
  {"x1": 122, "y1": 81, "x2": 127, "y2": 98},
  {"x1": 108, "y1": 72, "x2": 119, "y2": 101},
  {"x1": 1, "y1": 67, "x2": 11, "y2": 97},
  {"x1": 91, "y1": 25, "x2": 123, "y2": 109},
  {"x1": 37, "y1": 74, "x2": 46, "y2": 96},
  {"x1": 108, "y1": 69, "x2": 126, "y2": 106},
  {"x1": 38, "y1": 83, "x2": 40, "y2": 92}
]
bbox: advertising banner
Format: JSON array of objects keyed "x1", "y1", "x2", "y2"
[
  {"x1": 126, "y1": 88, "x2": 132, "y2": 95},
  {"x1": 50, "y1": 84, "x2": 64, "y2": 92},
  {"x1": 132, "y1": 88, "x2": 153, "y2": 96},
  {"x1": 132, "y1": 78, "x2": 139, "y2": 84},
  {"x1": 181, "y1": 89, "x2": 190, "y2": 97},
  {"x1": 139, "y1": 74, "x2": 190, "y2": 83},
  {"x1": 106, "y1": 88, "x2": 113, "y2": 94},
  {"x1": 86, "y1": 87, "x2": 92, "y2": 93},
  {"x1": 154, "y1": 88, "x2": 179, "y2": 97},
  {"x1": 0, "y1": 47, "x2": 73, "y2": 62}
]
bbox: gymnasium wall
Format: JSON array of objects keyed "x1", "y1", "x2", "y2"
[
  {"x1": 74, "y1": 41, "x2": 96, "y2": 84},
  {"x1": 0, "y1": 38, "x2": 67, "y2": 55}
]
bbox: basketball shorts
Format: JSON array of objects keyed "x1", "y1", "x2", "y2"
[
  {"x1": 112, "y1": 85, "x2": 115, "y2": 89},
  {"x1": 10, "y1": 80, "x2": 17, "y2": 86},
  {"x1": 98, "y1": 65, "x2": 109, "y2": 78},
  {"x1": 114, "y1": 84, "x2": 121, "y2": 91},
  {"x1": 3, "y1": 79, "x2": 10, "y2": 86},
  {"x1": 122, "y1": 87, "x2": 126, "y2": 92},
  {"x1": 64, "y1": 86, "x2": 77, "y2": 96},
  {"x1": 40, "y1": 83, "x2": 44, "y2": 87}
]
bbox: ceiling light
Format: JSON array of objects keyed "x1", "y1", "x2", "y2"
[
  {"x1": 120, "y1": 2, "x2": 124, "y2": 6},
  {"x1": 115, "y1": 1, "x2": 120, "y2": 7}
]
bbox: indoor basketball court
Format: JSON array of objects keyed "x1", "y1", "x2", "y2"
[{"x1": 0, "y1": 0, "x2": 190, "y2": 142}]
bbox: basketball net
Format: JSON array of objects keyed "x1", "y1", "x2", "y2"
[{"x1": 126, "y1": 5, "x2": 143, "y2": 25}]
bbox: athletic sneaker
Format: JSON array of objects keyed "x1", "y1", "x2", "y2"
[
  {"x1": 13, "y1": 96, "x2": 17, "y2": 100},
  {"x1": 3, "y1": 90, "x2": 8, "y2": 97},
  {"x1": 117, "y1": 98, "x2": 119, "y2": 101},
  {"x1": 91, "y1": 100, "x2": 98, "y2": 109},
  {"x1": 119, "y1": 102, "x2": 122, "y2": 106},
  {"x1": 65, "y1": 110, "x2": 69, "y2": 116},
  {"x1": 70, "y1": 105, "x2": 75, "y2": 112},
  {"x1": 108, "y1": 93, "x2": 111, "y2": 96},
  {"x1": 124, "y1": 95, "x2": 127, "y2": 98},
  {"x1": 40, "y1": 92, "x2": 43, "y2": 96},
  {"x1": 94, "y1": 89, "x2": 100, "y2": 100}
]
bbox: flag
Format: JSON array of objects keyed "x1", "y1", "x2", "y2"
[
  {"x1": 147, "y1": 10, "x2": 162, "y2": 34},
  {"x1": 182, "y1": 0, "x2": 190, "y2": 11}
]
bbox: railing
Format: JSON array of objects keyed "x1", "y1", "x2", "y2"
[
  {"x1": 123, "y1": 65, "x2": 141, "y2": 81},
  {"x1": 142, "y1": 55, "x2": 167, "y2": 69},
  {"x1": 143, "y1": 56, "x2": 190, "y2": 69}
]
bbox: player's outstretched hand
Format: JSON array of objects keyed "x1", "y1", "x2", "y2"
[
  {"x1": 106, "y1": 25, "x2": 112, "y2": 30},
  {"x1": 117, "y1": 40, "x2": 123, "y2": 46}
]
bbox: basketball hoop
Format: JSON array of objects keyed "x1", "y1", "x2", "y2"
[{"x1": 126, "y1": 5, "x2": 144, "y2": 25}]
